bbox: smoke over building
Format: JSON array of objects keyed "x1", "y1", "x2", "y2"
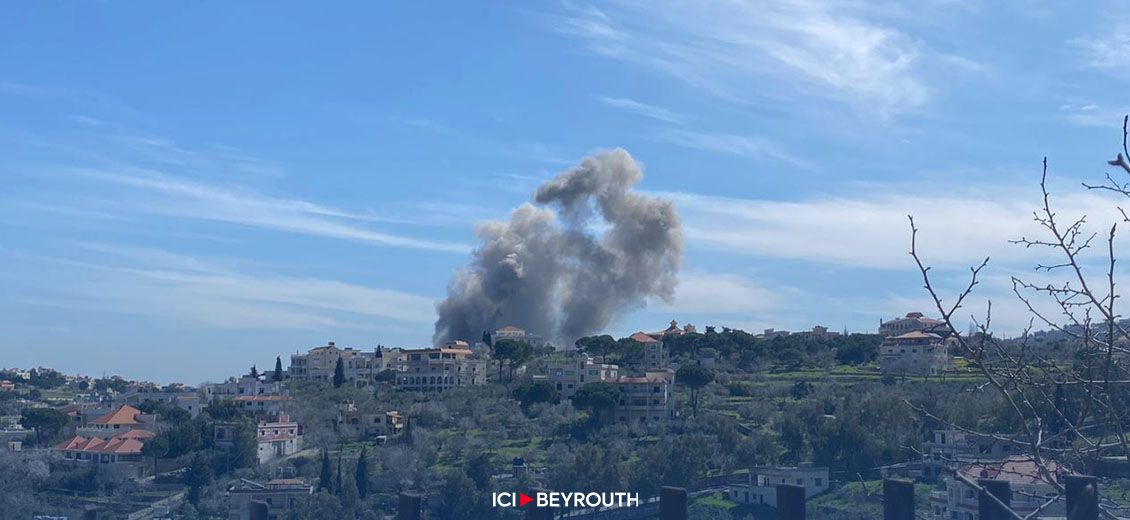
[{"x1": 433, "y1": 148, "x2": 683, "y2": 346}]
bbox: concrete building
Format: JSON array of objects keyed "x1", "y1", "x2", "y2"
[
  {"x1": 931, "y1": 457, "x2": 1065, "y2": 520},
  {"x1": 202, "y1": 374, "x2": 286, "y2": 401},
  {"x1": 288, "y1": 342, "x2": 384, "y2": 387},
  {"x1": 335, "y1": 401, "x2": 404, "y2": 440},
  {"x1": 880, "y1": 312, "x2": 946, "y2": 337},
  {"x1": 543, "y1": 353, "x2": 619, "y2": 399},
  {"x1": 880, "y1": 429, "x2": 1022, "y2": 482},
  {"x1": 232, "y1": 395, "x2": 293, "y2": 417},
  {"x1": 227, "y1": 478, "x2": 313, "y2": 520},
  {"x1": 612, "y1": 369, "x2": 675, "y2": 425},
  {"x1": 75, "y1": 404, "x2": 157, "y2": 439},
  {"x1": 492, "y1": 325, "x2": 547, "y2": 348},
  {"x1": 119, "y1": 388, "x2": 203, "y2": 418},
  {"x1": 728, "y1": 463, "x2": 830, "y2": 507},
  {"x1": 393, "y1": 346, "x2": 489, "y2": 391},
  {"x1": 879, "y1": 331, "x2": 953, "y2": 375},
  {"x1": 254, "y1": 415, "x2": 302, "y2": 464},
  {"x1": 629, "y1": 332, "x2": 668, "y2": 370}
]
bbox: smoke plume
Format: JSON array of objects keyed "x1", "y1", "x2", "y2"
[{"x1": 434, "y1": 148, "x2": 683, "y2": 345}]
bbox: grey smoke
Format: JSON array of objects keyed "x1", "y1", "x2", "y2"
[{"x1": 434, "y1": 148, "x2": 683, "y2": 345}]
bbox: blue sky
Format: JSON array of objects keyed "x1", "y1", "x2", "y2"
[{"x1": 3, "y1": 1, "x2": 1130, "y2": 383}]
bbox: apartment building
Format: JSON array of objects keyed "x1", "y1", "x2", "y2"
[
  {"x1": 335, "y1": 401, "x2": 404, "y2": 440},
  {"x1": 202, "y1": 374, "x2": 286, "y2": 400},
  {"x1": 394, "y1": 345, "x2": 489, "y2": 391},
  {"x1": 880, "y1": 312, "x2": 947, "y2": 337},
  {"x1": 232, "y1": 395, "x2": 292, "y2": 417},
  {"x1": 931, "y1": 457, "x2": 1065, "y2": 520},
  {"x1": 611, "y1": 369, "x2": 675, "y2": 425},
  {"x1": 227, "y1": 478, "x2": 313, "y2": 520},
  {"x1": 119, "y1": 388, "x2": 202, "y2": 418},
  {"x1": 492, "y1": 325, "x2": 547, "y2": 348},
  {"x1": 543, "y1": 353, "x2": 619, "y2": 399},
  {"x1": 628, "y1": 332, "x2": 669, "y2": 370},
  {"x1": 881, "y1": 429, "x2": 1022, "y2": 482},
  {"x1": 288, "y1": 342, "x2": 384, "y2": 387},
  {"x1": 879, "y1": 330, "x2": 954, "y2": 375},
  {"x1": 728, "y1": 463, "x2": 830, "y2": 507}
]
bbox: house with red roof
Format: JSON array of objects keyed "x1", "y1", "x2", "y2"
[
  {"x1": 54, "y1": 426, "x2": 155, "y2": 478},
  {"x1": 932, "y1": 456, "x2": 1067, "y2": 519},
  {"x1": 76, "y1": 404, "x2": 156, "y2": 439}
]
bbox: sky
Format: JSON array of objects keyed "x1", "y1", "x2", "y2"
[{"x1": 2, "y1": 1, "x2": 1130, "y2": 384}]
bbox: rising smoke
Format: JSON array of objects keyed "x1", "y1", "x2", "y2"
[{"x1": 433, "y1": 148, "x2": 683, "y2": 346}]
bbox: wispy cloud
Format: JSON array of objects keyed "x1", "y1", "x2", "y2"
[
  {"x1": 1072, "y1": 27, "x2": 1130, "y2": 72},
  {"x1": 654, "y1": 128, "x2": 814, "y2": 169},
  {"x1": 598, "y1": 96, "x2": 686, "y2": 124},
  {"x1": 66, "y1": 167, "x2": 471, "y2": 253},
  {"x1": 662, "y1": 185, "x2": 1125, "y2": 270},
  {"x1": 1058, "y1": 103, "x2": 1130, "y2": 128},
  {"x1": 551, "y1": 1, "x2": 942, "y2": 115},
  {"x1": 3, "y1": 244, "x2": 438, "y2": 329}
]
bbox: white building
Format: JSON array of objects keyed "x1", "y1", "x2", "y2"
[
  {"x1": 392, "y1": 346, "x2": 489, "y2": 391},
  {"x1": 543, "y1": 354, "x2": 619, "y2": 399},
  {"x1": 492, "y1": 325, "x2": 547, "y2": 348},
  {"x1": 611, "y1": 369, "x2": 675, "y2": 425},
  {"x1": 287, "y1": 342, "x2": 384, "y2": 387},
  {"x1": 228, "y1": 478, "x2": 312, "y2": 520},
  {"x1": 729, "y1": 463, "x2": 830, "y2": 507},
  {"x1": 879, "y1": 331, "x2": 954, "y2": 375},
  {"x1": 931, "y1": 457, "x2": 1065, "y2": 520},
  {"x1": 880, "y1": 312, "x2": 946, "y2": 337},
  {"x1": 254, "y1": 415, "x2": 302, "y2": 464},
  {"x1": 202, "y1": 374, "x2": 286, "y2": 401}
]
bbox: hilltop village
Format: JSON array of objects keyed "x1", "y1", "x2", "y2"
[{"x1": 0, "y1": 314, "x2": 1122, "y2": 520}]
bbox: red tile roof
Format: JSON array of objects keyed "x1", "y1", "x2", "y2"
[
  {"x1": 958, "y1": 456, "x2": 1064, "y2": 486},
  {"x1": 91, "y1": 405, "x2": 143, "y2": 426},
  {"x1": 629, "y1": 332, "x2": 660, "y2": 344}
]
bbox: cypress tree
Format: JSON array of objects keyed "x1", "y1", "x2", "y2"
[
  {"x1": 318, "y1": 449, "x2": 332, "y2": 492},
  {"x1": 333, "y1": 357, "x2": 346, "y2": 388},
  {"x1": 273, "y1": 356, "x2": 284, "y2": 382},
  {"x1": 355, "y1": 447, "x2": 369, "y2": 499}
]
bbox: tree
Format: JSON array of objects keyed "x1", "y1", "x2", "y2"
[
  {"x1": 481, "y1": 330, "x2": 493, "y2": 347},
  {"x1": 575, "y1": 335, "x2": 616, "y2": 359},
  {"x1": 513, "y1": 380, "x2": 559, "y2": 408},
  {"x1": 493, "y1": 339, "x2": 533, "y2": 382},
  {"x1": 250, "y1": 365, "x2": 259, "y2": 379},
  {"x1": 318, "y1": 449, "x2": 333, "y2": 492},
  {"x1": 20, "y1": 407, "x2": 68, "y2": 445},
  {"x1": 572, "y1": 382, "x2": 620, "y2": 424},
  {"x1": 355, "y1": 447, "x2": 369, "y2": 499},
  {"x1": 273, "y1": 356, "x2": 284, "y2": 382},
  {"x1": 141, "y1": 435, "x2": 169, "y2": 476},
  {"x1": 183, "y1": 452, "x2": 214, "y2": 505},
  {"x1": 675, "y1": 364, "x2": 714, "y2": 417},
  {"x1": 374, "y1": 369, "x2": 398, "y2": 383},
  {"x1": 333, "y1": 357, "x2": 346, "y2": 388},
  {"x1": 905, "y1": 116, "x2": 1130, "y2": 514}
]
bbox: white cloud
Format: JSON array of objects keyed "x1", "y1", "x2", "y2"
[
  {"x1": 598, "y1": 96, "x2": 687, "y2": 124},
  {"x1": 662, "y1": 186, "x2": 1127, "y2": 270},
  {"x1": 1059, "y1": 103, "x2": 1130, "y2": 128},
  {"x1": 655, "y1": 271, "x2": 786, "y2": 315},
  {"x1": 1072, "y1": 27, "x2": 1130, "y2": 71},
  {"x1": 654, "y1": 128, "x2": 814, "y2": 169},
  {"x1": 67, "y1": 167, "x2": 471, "y2": 253},
  {"x1": 552, "y1": 0, "x2": 938, "y2": 115}
]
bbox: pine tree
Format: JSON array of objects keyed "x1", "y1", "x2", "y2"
[
  {"x1": 333, "y1": 357, "x2": 346, "y2": 388},
  {"x1": 249, "y1": 365, "x2": 259, "y2": 379},
  {"x1": 273, "y1": 356, "x2": 284, "y2": 382},
  {"x1": 355, "y1": 447, "x2": 369, "y2": 499},
  {"x1": 335, "y1": 456, "x2": 343, "y2": 496},
  {"x1": 318, "y1": 449, "x2": 332, "y2": 492}
]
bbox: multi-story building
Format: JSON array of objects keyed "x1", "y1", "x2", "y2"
[
  {"x1": 629, "y1": 332, "x2": 668, "y2": 370},
  {"x1": 880, "y1": 312, "x2": 947, "y2": 337},
  {"x1": 879, "y1": 331, "x2": 953, "y2": 375},
  {"x1": 227, "y1": 478, "x2": 313, "y2": 520},
  {"x1": 543, "y1": 353, "x2": 619, "y2": 399},
  {"x1": 254, "y1": 415, "x2": 302, "y2": 464},
  {"x1": 931, "y1": 457, "x2": 1065, "y2": 520},
  {"x1": 880, "y1": 429, "x2": 1022, "y2": 482},
  {"x1": 288, "y1": 342, "x2": 384, "y2": 387},
  {"x1": 611, "y1": 369, "x2": 675, "y2": 425},
  {"x1": 233, "y1": 395, "x2": 292, "y2": 418},
  {"x1": 492, "y1": 325, "x2": 547, "y2": 348},
  {"x1": 728, "y1": 463, "x2": 830, "y2": 507},
  {"x1": 119, "y1": 388, "x2": 203, "y2": 418},
  {"x1": 54, "y1": 429, "x2": 154, "y2": 478},
  {"x1": 394, "y1": 346, "x2": 489, "y2": 391},
  {"x1": 335, "y1": 401, "x2": 405, "y2": 440},
  {"x1": 202, "y1": 374, "x2": 286, "y2": 401}
]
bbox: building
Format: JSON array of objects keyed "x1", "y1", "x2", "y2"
[
  {"x1": 880, "y1": 429, "x2": 1022, "y2": 482},
  {"x1": 75, "y1": 404, "x2": 156, "y2": 439},
  {"x1": 880, "y1": 312, "x2": 946, "y2": 337},
  {"x1": 202, "y1": 374, "x2": 286, "y2": 401},
  {"x1": 227, "y1": 478, "x2": 313, "y2": 520},
  {"x1": 54, "y1": 428, "x2": 155, "y2": 478},
  {"x1": 879, "y1": 331, "x2": 953, "y2": 375},
  {"x1": 335, "y1": 401, "x2": 405, "y2": 440},
  {"x1": 254, "y1": 415, "x2": 302, "y2": 464},
  {"x1": 119, "y1": 388, "x2": 203, "y2": 418},
  {"x1": 288, "y1": 342, "x2": 384, "y2": 387},
  {"x1": 393, "y1": 346, "x2": 489, "y2": 391},
  {"x1": 611, "y1": 369, "x2": 675, "y2": 425},
  {"x1": 931, "y1": 457, "x2": 1065, "y2": 520},
  {"x1": 0, "y1": 380, "x2": 14, "y2": 391},
  {"x1": 233, "y1": 395, "x2": 293, "y2": 417},
  {"x1": 492, "y1": 325, "x2": 547, "y2": 348},
  {"x1": 729, "y1": 463, "x2": 830, "y2": 507},
  {"x1": 543, "y1": 353, "x2": 619, "y2": 399},
  {"x1": 628, "y1": 332, "x2": 668, "y2": 370}
]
